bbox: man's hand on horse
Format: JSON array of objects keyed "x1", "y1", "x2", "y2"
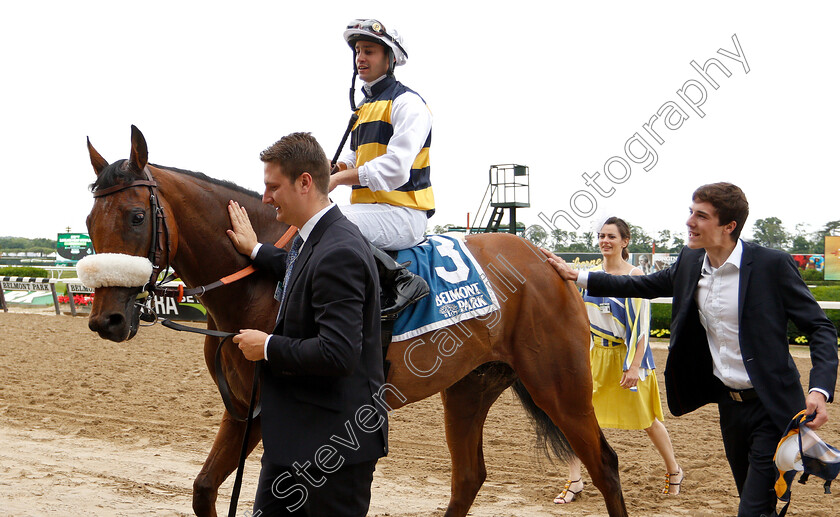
[
  {"x1": 539, "y1": 248, "x2": 579, "y2": 282},
  {"x1": 226, "y1": 200, "x2": 258, "y2": 256},
  {"x1": 233, "y1": 329, "x2": 268, "y2": 361}
]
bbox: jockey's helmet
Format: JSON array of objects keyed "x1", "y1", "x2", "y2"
[{"x1": 344, "y1": 19, "x2": 408, "y2": 73}]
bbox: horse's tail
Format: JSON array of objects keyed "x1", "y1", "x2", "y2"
[{"x1": 511, "y1": 379, "x2": 576, "y2": 463}]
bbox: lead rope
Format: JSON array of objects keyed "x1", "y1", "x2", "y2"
[
  {"x1": 228, "y1": 360, "x2": 260, "y2": 517},
  {"x1": 160, "y1": 319, "x2": 259, "y2": 517}
]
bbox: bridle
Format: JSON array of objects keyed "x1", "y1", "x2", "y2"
[{"x1": 92, "y1": 165, "x2": 171, "y2": 324}]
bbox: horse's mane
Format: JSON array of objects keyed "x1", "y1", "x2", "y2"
[{"x1": 90, "y1": 160, "x2": 260, "y2": 199}]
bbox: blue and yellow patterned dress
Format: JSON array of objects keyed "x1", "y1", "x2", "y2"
[{"x1": 583, "y1": 266, "x2": 664, "y2": 430}]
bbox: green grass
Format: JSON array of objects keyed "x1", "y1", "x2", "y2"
[{"x1": 0, "y1": 266, "x2": 49, "y2": 277}]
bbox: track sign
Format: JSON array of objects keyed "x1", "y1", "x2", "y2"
[{"x1": 56, "y1": 233, "x2": 93, "y2": 265}]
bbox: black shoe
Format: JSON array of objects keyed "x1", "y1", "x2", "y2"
[
  {"x1": 382, "y1": 268, "x2": 429, "y2": 317},
  {"x1": 370, "y1": 244, "x2": 430, "y2": 318}
]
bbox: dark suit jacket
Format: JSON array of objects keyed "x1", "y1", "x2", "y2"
[
  {"x1": 586, "y1": 241, "x2": 838, "y2": 431},
  {"x1": 253, "y1": 206, "x2": 387, "y2": 467}
]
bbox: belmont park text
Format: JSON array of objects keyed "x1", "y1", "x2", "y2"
[
  {"x1": 538, "y1": 33, "x2": 749, "y2": 238},
  {"x1": 434, "y1": 281, "x2": 489, "y2": 310}
]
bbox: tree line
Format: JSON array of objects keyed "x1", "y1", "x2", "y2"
[
  {"x1": 0, "y1": 236, "x2": 57, "y2": 256},
  {"x1": 6, "y1": 217, "x2": 840, "y2": 256},
  {"x1": 433, "y1": 219, "x2": 840, "y2": 254}
]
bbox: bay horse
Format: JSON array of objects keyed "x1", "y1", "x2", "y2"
[{"x1": 84, "y1": 126, "x2": 627, "y2": 517}]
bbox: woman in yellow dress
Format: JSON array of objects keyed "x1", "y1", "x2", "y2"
[{"x1": 554, "y1": 216, "x2": 684, "y2": 504}]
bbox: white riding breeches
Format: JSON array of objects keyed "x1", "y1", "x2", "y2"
[{"x1": 341, "y1": 203, "x2": 427, "y2": 250}]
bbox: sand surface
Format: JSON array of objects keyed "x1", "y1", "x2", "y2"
[{"x1": 1, "y1": 310, "x2": 838, "y2": 516}]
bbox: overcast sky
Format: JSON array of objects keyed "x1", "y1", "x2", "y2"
[{"x1": 2, "y1": 1, "x2": 838, "y2": 243}]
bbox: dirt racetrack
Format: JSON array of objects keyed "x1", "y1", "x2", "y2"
[{"x1": 1, "y1": 310, "x2": 838, "y2": 516}]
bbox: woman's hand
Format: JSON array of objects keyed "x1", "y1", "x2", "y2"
[{"x1": 620, "y1": 366, "x2": 640, "y2": 389}]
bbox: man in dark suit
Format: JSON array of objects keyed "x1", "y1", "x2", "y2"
[
  {"x1": 542, "y1": 183, "x2": 838, "y2": 516},
  {"x1": 227, "y1": 132, "x2": 387, "y2": 516}
]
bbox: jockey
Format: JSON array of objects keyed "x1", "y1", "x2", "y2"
[{"x1": 330, "y1": 18, "x2": 431, "y2": 317}]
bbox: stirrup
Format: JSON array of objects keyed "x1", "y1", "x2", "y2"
[
  {"x1": 553, "y1": 478, "x2": 583, "y2": 504},
  {"x1": 662, "y1": 467, "x2": 684, "y2": 495}
]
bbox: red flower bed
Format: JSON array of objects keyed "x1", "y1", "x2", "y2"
[{"x1": 58, "y1": 294, "x2": 95, "y2": 306}]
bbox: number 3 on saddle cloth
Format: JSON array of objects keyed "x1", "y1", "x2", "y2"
[{"x1": 389, "y1": 235, "x2": 500, "y2": 343}]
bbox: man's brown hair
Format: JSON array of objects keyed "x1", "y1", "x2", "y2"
[
  {"x1": 692, "y1": 182, "x2": 749, "y2": 241},
  {"x1": 260, "y1": 132, "x2": 330, "y2": 195}
]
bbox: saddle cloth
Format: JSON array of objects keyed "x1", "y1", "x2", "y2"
[{"x1": 392, "y1": 235, "x2": 500, "y2": 342}]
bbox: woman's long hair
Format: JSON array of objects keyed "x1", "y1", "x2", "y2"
[{"x1": 602, "y1": 216, "x2": 631, "y2": 260}]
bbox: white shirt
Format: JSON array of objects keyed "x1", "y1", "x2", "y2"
[
  {"x1": 251, "y1": 203, "x2": 336, "y2": 360},
  {"x1": 339, "y1": 78, "x2": 432, "y2": 193},
  {"x1": 696, "y1": 240, "x2": 751, "y2": 389}
]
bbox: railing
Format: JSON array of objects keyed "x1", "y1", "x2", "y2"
[
  {"x1": 471, "y1": 183, "x2": 494, "y2": 233},
  {"x1": 652, "y1": 297, "x2": 840, "y2": 310},
  {"x1": 42, "y1": 266, "x2": 77, "y2": 279}
]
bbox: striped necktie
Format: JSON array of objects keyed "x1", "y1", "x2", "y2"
[{"x1": 276, "y1": 236, "x2": 303, "y2": 322}]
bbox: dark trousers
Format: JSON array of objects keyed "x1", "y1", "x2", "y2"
[
  {"x1": 253, "y1": 458, "x2": 377, "y2": 516},
  {"x1": 718, "y1": 393, "x2": 783, "y2": 517}
]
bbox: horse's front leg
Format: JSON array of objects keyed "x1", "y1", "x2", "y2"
[{"x1": 193, "y1": 411, "x2": 262, "y2": 517}]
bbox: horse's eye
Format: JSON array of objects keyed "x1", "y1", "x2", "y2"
[{"x1": 132, "y1": 212, "x2": 146, "y2": 225}]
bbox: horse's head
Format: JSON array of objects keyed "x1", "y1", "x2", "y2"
[{"x1": 83, "y1": 126, "x2": 175, "y2": 342}]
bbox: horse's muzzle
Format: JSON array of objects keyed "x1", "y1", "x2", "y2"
[{"x1": 87, "y1": 287, "x2": 142, "y2": 342}]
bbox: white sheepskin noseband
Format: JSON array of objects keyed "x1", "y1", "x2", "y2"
[{"x1": 77, "y1": 253, "x2": 154, "y2": 288}]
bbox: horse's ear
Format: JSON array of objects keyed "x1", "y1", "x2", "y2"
[
  {"x1": 87, "y1": 137, "x2": 109, "y2": 176},
  {"x1": 129, "y1": 125, "x2": 148, "y2": 171}
]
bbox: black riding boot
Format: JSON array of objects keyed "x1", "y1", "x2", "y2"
[{"x1": 370, "y1": 244, "x2": 430, "y2": 318}]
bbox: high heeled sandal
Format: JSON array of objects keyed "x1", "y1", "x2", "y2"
[
  {"x1": 662, "y1": 467, "x2": 684, "y2": 495},
  {"x1": 553, "y1": 478, "x2": 584, "y2": 504}
]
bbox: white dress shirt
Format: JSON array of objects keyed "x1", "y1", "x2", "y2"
[{"x1": 696, "y1": 240, "x2": 751, "y2": 389}]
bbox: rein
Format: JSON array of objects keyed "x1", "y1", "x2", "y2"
[
  {"x1": 90, "y1": 167, "x2": 296, "y2": 420},
  {"x1": 155, "y1": 225, "x2": 298, "y2": 302}
]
